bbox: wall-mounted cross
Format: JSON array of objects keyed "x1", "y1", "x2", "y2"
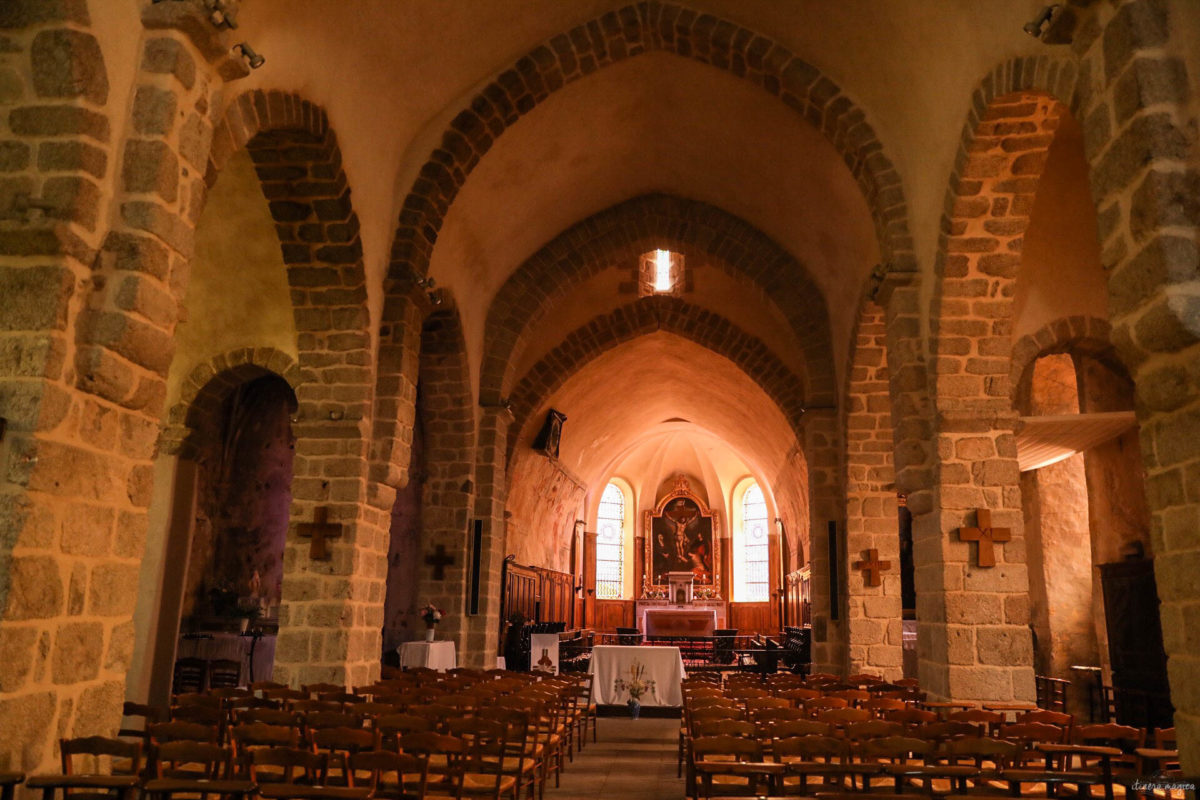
[
  {"x1": 956, "y1": 508, "x2": 1012, "y2": 568},
  {"x1": 853, "y1": 548, "x2": 891, "y2": 587},
  {"x1": 297, "y1": 506, "x2": 343, "y2": 561},
  {"x1": 425, "y1": 544, "x2": 455, "y2": 580}
]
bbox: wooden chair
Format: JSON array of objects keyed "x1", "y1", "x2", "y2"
[
  {"x1": 841, "y1": 720, "x2": 905, "y2": 742},
  {"x1": 397, "y1": 733, "x2": 465, "y2": 799},
  {"x1": 0, "y1": 773, "x2": 24, "y2": 800},
  {"x1": 375, "y1": 714, "x2": 433, "y2": 750},
  {"x1": 883, "y1": 708, "x2": 936, "y2": 727},
  {"x1": 249, "y1": 748, "x2": 371, "y2": 800},
  {"x1": 816, "y1": 707, "x2": 871, "y2": 726},
  {"x1": 862, "y1": 697, "x2": 907, "y2": 717},
  {"x1": 919, "y1": 736, "x2": 1018, "y2": 795},
  {"x1": 147, "y1": 722, "x2": 219, "y2": 745},
  {"x1": 477, "y1": 708, "x2": 535, "y2": 800},
  {"x1": 302, "y1": 683, "x2": 345, "y2": 697},
  {"x1": 803, "y1": 697, "x2": 848, "y2": 718},
  {"x1": 449, "y1": 717, "x2": 519, "y2": 800},
  {"x1": 692, "y1": 735, "x2": 775, "y2": 799},
  {"x1": 28, "y1": 737, "x2": 143, "y2": 800},
  {"x1": 910, "y1": 721, "x2": 979, "y2": 745},
  {"x1": 310, "y1": 728, "x2": 377, "y2": 786},
  {"x1": 345, "y1": 751, "x2": 426, "y2": 800},
  {"x1": 172, "y1": 658, "x2": 206, "y2": 695},
  {"x1": 207, "y1": 659, "x2": 242, "y2": 691},
  {"x1": 118, "y1": 702, "x2": 166, "y2": 744},
  {"x1": 693, "y1": 719, "x2": 756, "y2": 739},
  {"x1": 234, "y1": 708, "x2": 302, "y2": 728},
  {"x1": 949, "y1": 709, "x2": 1005, "y2": 737},
  {"x1": 230, "y1": 723, "x2": 300, "y2": 765},
  {"x1": 773, "y1": 735, "x2": 849, "y2": 796},
  {"x1": 854, "y1": 735, "x2": 936, "y2": 793}
]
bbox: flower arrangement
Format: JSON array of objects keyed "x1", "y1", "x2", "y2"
[
  {"x1": 613, "y1": 659, "x2": 656, "y2": 703},
  {"x1": 693, "y1": 585, "x2": 721, "y2": 600},
  {"x1": 420, "y1": 603, "x2": 444, "y2": 628}
]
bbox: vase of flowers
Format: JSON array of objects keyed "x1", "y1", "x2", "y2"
[
  {"x1": 614, "y1": 659, "x2": 656, "y2": 720},
  {"x1": 420, "y1": 602, "x2": 443, "y2": 642}
]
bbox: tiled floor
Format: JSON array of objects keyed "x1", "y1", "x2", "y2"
[{"x1": 545, "y1": 716, "x2": 685, "y2": 799}]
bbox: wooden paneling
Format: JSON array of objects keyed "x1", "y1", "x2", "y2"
[
  {"x1": 500, "y1": 559, "x2": 576, "y2": 628},
  {"x1": 729, "y1": 602, "x2": 773, "y2": 636},
  {"x1": 594, "y1": 599, "x2": 635, "y2": 632}
]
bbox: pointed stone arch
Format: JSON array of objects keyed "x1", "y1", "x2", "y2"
[
  {"x1": 382, "y1": 2, "x2": 916, "y2": 333},
  {"x1": 505, "y1": 296, "x2": 808, "y2": 466},
  {"x1": 481, "y1": 194, "x2": 831, "y2": 409},
  {"x1": 161, "y1": 346, "x2": 301, "y2": 458}
]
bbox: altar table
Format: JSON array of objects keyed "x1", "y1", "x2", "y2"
[
  {"x1": 590, "y1": 645, "x2": 686, "y2": 706},
  {"x1": 641, "y1": 607, "x2": 718, "y2": 637},
  {"x1": 397, "y1": 640, "x2": 457, "y2": 672}
]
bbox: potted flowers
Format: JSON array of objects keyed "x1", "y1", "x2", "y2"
[
  {"x1": 419, "y1": 602, "x2": 444, "y2": 642},
  {"x1": 613, "y1": 659, "x2": 656, "y2": 719}
]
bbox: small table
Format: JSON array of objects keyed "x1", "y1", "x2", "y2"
[
  {"x1": 589, "y1": 645, "x2": 686, "y2": 706},
  {"x1": 397, "y1": 640, "x2": 456, "y2": 672}
]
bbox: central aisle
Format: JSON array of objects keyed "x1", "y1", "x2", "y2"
[{"x1": 545, "y1": 717, "x2": 684, "y2": 799}]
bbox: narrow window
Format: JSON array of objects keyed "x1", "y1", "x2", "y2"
[
  {"x1": 596, "y1": 482, "x2": 625, "y2": 599},
  {"x1": 736, "y1": 482, "x2": 770, "y2": 602}
]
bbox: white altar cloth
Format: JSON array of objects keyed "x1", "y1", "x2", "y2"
[
  {"x1": 397, "y1": 640, "x2": 457, "y2": 672},
  {"x1": 589, "y1": 645, "x2": 686, "y2": 706}
]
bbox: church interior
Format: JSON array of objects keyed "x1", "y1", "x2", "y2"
[{"x1": 2, "y1": 0, "x2": 1200, "y2": 792}]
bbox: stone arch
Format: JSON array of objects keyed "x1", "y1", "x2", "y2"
[
  {"x1": 482, "y1": 194, "x2": 831, "y2": 408},
  {"x1": 160, "y1": 346, "x2": 302, "y2": 457},
  {"x1": 1009, "y1": 316, "x2": 1120, "y2": 411},
  {"x1": 899, "y1": 54, "x2": 1094, "y2": 702},
  {"x1": 843, "y1": 296, "x2": 902, "y2": 679},
  {"x1": 505, "y1": 296, "x2": 808, "y2": 466},
  {"x1": 77, "y1": 64, "x2": 381, "y2": 685},
  {"x1": 382, "y1": 1, "x2": 916, "y2": 327}
]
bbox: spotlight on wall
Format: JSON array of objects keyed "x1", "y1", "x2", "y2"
[
  {"x1": 1023, "y1": 4, "x2": 1061, "y2": 38},
  {"x1": 417, "y1": 277, "x2": 436, "y2": 290},
  {"x1": 427, "y1": 288, "x2": 444, "y2": 306},
  {"x1": 206, "y1": 0, "x2": 240, "y2": 29},
  {"x1": 233, "y1": 42, "x2": 265, "y2": 69}
]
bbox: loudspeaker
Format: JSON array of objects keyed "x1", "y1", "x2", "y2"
[
  {"x1": 469, "y1": 519, "x2": 483, "y2": 615},
  {"x1": 828, "y1": 520, "x2": 839, "y2": 621}
]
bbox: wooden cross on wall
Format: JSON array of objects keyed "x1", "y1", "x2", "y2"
[
  {"x1": 297, "y1": 506, "x2": 342, "y2": 561},
  {"x1": 957, "y1": 508, "x2": 1012, "y2": 568},
  {"x1": 425, "y1": 544, "x2": 455, "y2": 580},
  {"x1": 854, "y1": 548, "x2": 891, "y2": 587}
]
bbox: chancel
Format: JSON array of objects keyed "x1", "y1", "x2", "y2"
[{"x1": 1, "y1": 0, "x2": 1199, "y2": 791}]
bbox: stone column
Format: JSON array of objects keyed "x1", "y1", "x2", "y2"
[
  {"x1": 464, "y1": 404, "x2": 513, "y2": 666},
  {"x1": 803, "y1": 408, "x2": 846, "y2": 674},
  {"x1": 845, "y1": 300, "x2": 903, "y2": 679}
]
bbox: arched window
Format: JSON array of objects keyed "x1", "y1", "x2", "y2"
[
  {"x1": 735, "y1": 481, "x2": 770, "y2": 602},
  {"x1": 596, "y1": 482, "x2": 626, "y2": 599}
]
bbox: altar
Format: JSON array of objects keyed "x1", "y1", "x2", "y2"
[
  {"x1": 636, "y1": 599, "x2": 727, "y2": 633},
  {"x1": 640, "y1": 606, "x2": 718, "y2": 637}
]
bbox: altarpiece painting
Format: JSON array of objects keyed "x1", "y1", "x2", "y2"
[{"x1": 644, "y1": 476, "x2": 720, "y2": 590}]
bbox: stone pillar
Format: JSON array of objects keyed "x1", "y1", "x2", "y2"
[
  {"x1": 845, "y1": 300, "x2": 903, "y2": 679},
  {"x1": 803, "y1": 408, "x2": 846, "y2": 674},
  {"x1": 465, "y1": 405, "x2": 514, "y2": 666}
]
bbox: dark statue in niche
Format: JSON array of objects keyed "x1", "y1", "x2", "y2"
[
  {"x1": 187, "y1": 374, "x2": 296, "y2": 625},
  {"x1": 532, "y1": 408, "x2": 566, "y2": 458}
]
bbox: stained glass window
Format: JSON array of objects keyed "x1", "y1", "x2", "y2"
[
  {"x1": 596, "y1": 482, "x2": 625, "y2": 599},
  {"x1": 736, "y1": 483, "x2": 770, "y2": 602}
]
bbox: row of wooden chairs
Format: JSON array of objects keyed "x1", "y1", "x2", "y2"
[
  {"x1": 121, "y1": 669, "x2": 598, "y2": 800},
  {"x1": 680, "y1": 677, "x2": 1182, "y2": 800}
]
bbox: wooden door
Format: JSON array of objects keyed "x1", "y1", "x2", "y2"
[{"x1": 1098, "y1": 558, "x2": 1172, "y2": 728}]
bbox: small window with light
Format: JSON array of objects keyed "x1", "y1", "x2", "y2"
[{"x1": 638, "y1": 249, "x2": 685, "y2": 296}]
